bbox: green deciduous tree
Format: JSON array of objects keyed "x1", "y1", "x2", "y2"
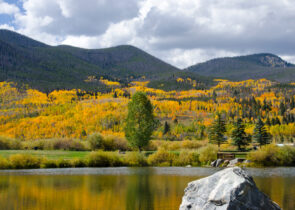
[
  {"x1": 124, "y1": 92, "x2": 155, "y2": 151},
  {"x1": 253, "y1": 118, "x2": 271, "y2": 147},
  {"x1": 231, "y1": 118, "x2": 251, "y2": 151},
  {"x1": 209, "y1": 113, "x2": 227, "y2": 150}
]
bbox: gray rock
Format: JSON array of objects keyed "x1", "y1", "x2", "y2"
[
  {"x1": 223, "y1": 160, "x2": 230, "y2": 167},
  {"x1": 215, "y1": 159, "x2": 224, "y2": 167},
  {"x1": 227, "y1": 158, "x2": 244, "y2": 167},
  {"x1": 211, "y1": 160, "x2": 217, "y2": 167},
  {"x1": 179, "y1": 167, "x2": 281, "y2": 210}
]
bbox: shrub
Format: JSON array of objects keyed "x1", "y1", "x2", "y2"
[
  {"x1": 110, "y1": 136, "x2": 129, "y2": 151},
  {"x1": 87, "y1": 151, "x2": 123, "y2": 167},
  {"x1": 276, "y1": 146, "x2": 295, "y2": 166},
  {"x1": 166, "y1": 141, "x2": 181, "y2": 151},
  {"x1": 56, "y1": 159, "x2": 72, "y2": 168},
  {"x1": 0, "y1": 136, "x2": 22, "y2": 150},
  {"x1": 71, "y1": 158, "x2": 87, "y2": 167},
  {"x1": 41, "y1": 159, "x2": 58, "y2": 168},
  {"x1": 145, "y1": 140, "x2": 166, "y2": 151},
  {"x1": 147, "y1": 148, "x2": 175, "y2": 166},
  {"x1": 0, "y1": 156, "x2": 9, "y2": 169},
  {"x1": 51, "y1": 139, "x2": 87, "y2": 151},
  {"x1": 145, "y1": 140, "x2": 207, "y2": 151},
  {"x1": 23, "y1": 138, "x2": 87, "y2": 151},
  {"x1": 101, "y1": 135, "x2": 116, "y2": 151},
  {"x1": 198, "y1": 145, "x2": 218, "y2": 165},
  {"x1": 181, "y1": 140, "x2": 205, "y2": 150},
  {"x1": 9, "y1": 154, "x2": 42, "y2": 169},
  {"x1": 22, "y1": 140, "x2": 46, "y2": 150},
  {"x1": 87, "y1": 133, "x2": 104, "y2": 150},
  {"x1": 173, "y1": 150, "x2": 200, "y2": 166},
  {"x1": 247, "y1": 145, "x2": 295, "y2": 166},
  {"x1": 125, "y1": 152, "x2": 147, "y2": 166}
]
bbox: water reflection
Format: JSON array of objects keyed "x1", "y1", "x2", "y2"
[{"x1": 0, "y1": 167, "x2": 294, "y2": 210}]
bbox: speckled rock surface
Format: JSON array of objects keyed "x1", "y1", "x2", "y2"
[{"x1": 179, "y1": 167, "x2": 281, "y2": 210}]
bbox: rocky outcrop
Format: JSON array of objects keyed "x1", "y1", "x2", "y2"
[{"x1": 179, "y1": 167, "x2": 281, "y2": 210}]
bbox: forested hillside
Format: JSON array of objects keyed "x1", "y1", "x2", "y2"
[
  {"x1": 186, "y1": 53, "x2": 295, "y2": 82},
  {"x1": 1, "y1": 29, "x2": 213, "y2": 92}
]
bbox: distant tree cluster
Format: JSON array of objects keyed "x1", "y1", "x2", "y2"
[{"x1": 209, "y1": 113, "x2": 271, "y2": 151}]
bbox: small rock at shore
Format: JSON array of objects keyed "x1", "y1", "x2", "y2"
[
  {"x1": 215, "y1": 159, "x2": 224, "y2": 167},
  {"x1": 179, "y1": 167, "x2": 281, "y2": 210},
  {"x1": 223, "y1": 160, "x2": 229, "y2": 167},
  {"x1": 210, "y1": 160, "x2": 217, "y2": 167},
  {"x1": 227, "y1": 158, "x2": 244, "y2": 167}
]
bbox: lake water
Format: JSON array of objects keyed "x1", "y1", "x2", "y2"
[{"x1": 0, "y1": 167, "x2": 294, "y2": 210}]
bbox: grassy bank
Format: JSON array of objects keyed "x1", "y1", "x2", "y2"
[
  {"x1": 0, "y1": 150, "x2": 90, "y2": 160},
  {"x1": 1, "y1": 145, "x2": 295, "y2": 169},
  {"x1": 0, "y1": 145, "x2": 218, "y2": 169}
]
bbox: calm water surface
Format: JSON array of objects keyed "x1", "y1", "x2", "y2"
[{"x1": 0, "y1": 167, "x2": 294, "y2": 210}]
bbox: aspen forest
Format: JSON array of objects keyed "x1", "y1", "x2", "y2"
[{"x1": 1, "y1": 78, "x2": 295, "y2": 149}]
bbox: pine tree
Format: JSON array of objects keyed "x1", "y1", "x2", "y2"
[
  {"x1": 124, "y1": 92, "x2": 155, "y2": 151},
  {"x1": 291, "y1": 97, "x2": 295, "y2": 109},
  {"x1": 231, "y1": 118, "x2": 251, "y2": 151},
  {"x1": 209, "y1": 113, "x2": 227, "y2": 150},
  {"x1": 253, "y1": 118, "x2": 271, "y2": 147},
  {"x1": 163, "y1": 121, "x2": 170, "y2": 135},
  {"x1": 212, "y1": 90, "x2": 217, "y2": 103},
  {"x1": 279, "y1": 102, "x2": 286, "y2": 115}
]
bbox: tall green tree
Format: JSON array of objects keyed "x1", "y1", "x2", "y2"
[
  {"x1": 253, "y1": 118, "x2": 271, "y2": 147},
  {"x1": 124, "y1": 92, "x2": 155, "y2": 151},
  {"x1": 209, "y1": 113, "x2": 227, "y2": 150},
  {"x1": 231, "y1": 118, "x2": 251, "y2": 151}
]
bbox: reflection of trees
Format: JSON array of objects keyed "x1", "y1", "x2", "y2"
[
  {"x1": 87, "y1": 175, "x2": 121, "y2": 194},
  {"x1": 0, "y1": 176, "x2": 9, "y2": 191},
  {"x1": 254, "y1": 176, "x2": 295, "y2": 210},
  {"x1": 0, "y1": 171, "x2": 294, "y2": 210},
  {"x1": 126, "y1": 173, "x2": 154, "y2": 210}
]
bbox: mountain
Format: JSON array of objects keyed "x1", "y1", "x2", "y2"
[
  {"x1": 185, "y1": 53, "x2": 295, "y2": 82},
  {"x1": 1, "y1": 29, "x2": 210, "y2": 92}
]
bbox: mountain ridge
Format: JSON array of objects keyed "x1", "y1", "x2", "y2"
[
  {"x1": 1, "y1": 29, "x2": 295, "y2": 92},
  {"x1": 0, "y1": 29, "x2": 191, "y2": 92},
  {"x1": 185, "y1": 53, "x2": 295, "y2": 81}
]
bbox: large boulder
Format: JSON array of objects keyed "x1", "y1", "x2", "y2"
[{"x1": 179, "y1": 167, "x2": 281, "y2": 210}]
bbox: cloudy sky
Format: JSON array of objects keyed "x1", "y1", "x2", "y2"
[{"x1": 1, "y1": 0, "x2": 295, "y2": 68}]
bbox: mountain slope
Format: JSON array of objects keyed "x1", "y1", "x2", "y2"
[
  {"x1": 0, "y1": 29, "x2": 190, "y2": 92},
  {"x1": 57, "y1": 45, "x2": 179, "y2": 79},
  {"x1": 186, "y1": 53, "x2": 295, "y2": 82}
]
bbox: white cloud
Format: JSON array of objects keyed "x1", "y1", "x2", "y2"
[
  {"x1": 281, "y1": 55, "x2": 295, "y2": 65},
  {"x1": 0, "y1": 24, "x2": 15, "y2": 30},
  {"x1": 0, "y1": 0, "x2": 19, "y2": 15}
]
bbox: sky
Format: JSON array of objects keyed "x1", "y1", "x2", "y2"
[{"x1": 1, "y1": 0, "x2": 295, "y2": 68}]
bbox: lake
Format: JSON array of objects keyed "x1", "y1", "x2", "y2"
[{"x1": 0, "y1": 167, "x2": 294, "y2": 210}]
